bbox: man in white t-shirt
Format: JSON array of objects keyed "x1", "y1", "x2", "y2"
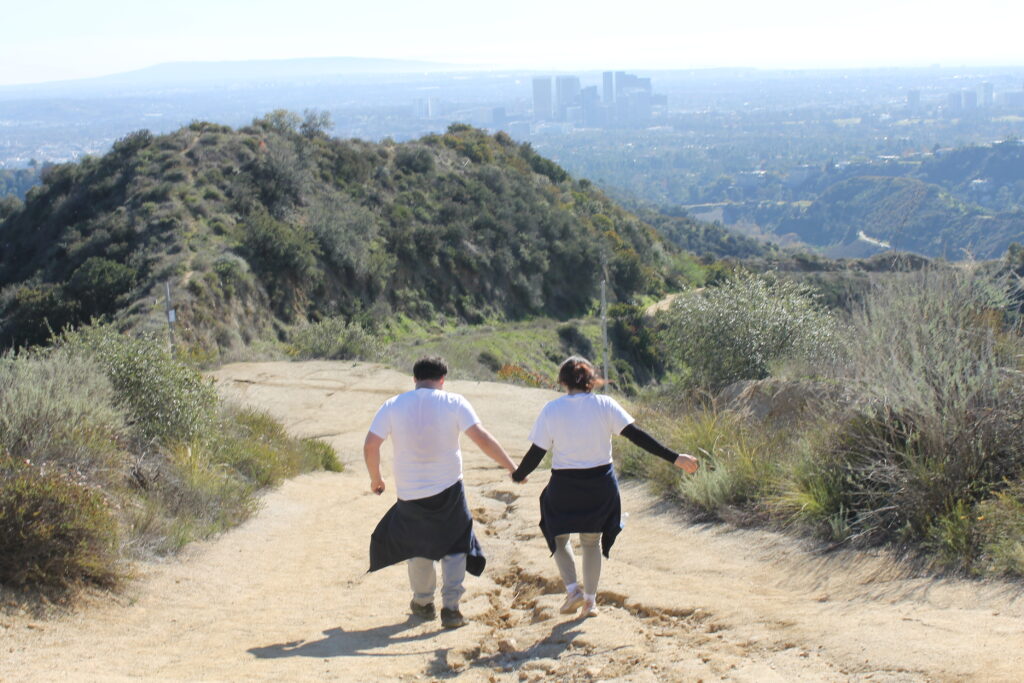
[{"x1": 363, "y1": 356, "x2": 518, "y2": 629}]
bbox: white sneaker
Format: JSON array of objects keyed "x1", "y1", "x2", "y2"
[
  {"x1": 559, "y1": 589, "x2": 585, "y2": 614},
  {"x1": 581, "y1": 597, "x2": 599, "y2": 617}
]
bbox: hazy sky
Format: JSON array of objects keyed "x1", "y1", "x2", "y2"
[{"x1": 3, "y1": 0, "x2": 1021, "y2": 85}]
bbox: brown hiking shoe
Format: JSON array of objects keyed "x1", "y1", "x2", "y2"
[
  {"x1": 440, "y1": 607, "x2": 466, "y2": 629},
  {"x1": 410, "y1": 600, "x2": 436, "y2": 620}
]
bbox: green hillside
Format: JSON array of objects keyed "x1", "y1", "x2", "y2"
[
  {"x1": 0, "y1": 114, "x2": 704, "y2": 350},
  {"x1": 775, "y1": 175, "x2": 1024, "y2": 258}
]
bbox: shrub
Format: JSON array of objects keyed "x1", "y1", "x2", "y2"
[
  {"x1": 477, "y1": 350, "x2": 502, "y2": 372},
  {"x1": 661, "y1": 273, "x2": 837, "y2": 391},
  {"x1": 66, "y1": 256, "x2": 137, "y2": 319},
  {"x1": 0, "y1": 456, "x2": 120, "y2": 589},
  {"x1": 617, "y1": 407, "x2": 784, "y2": 521},
  {"x1": 789, "y1": 266, "x2": 1024, "y2": 561},
  {"x1": 59, "y1": 326, "x2": 218, "y2": 444},
  {"x1": 289, "y1": 317, "x2": 376, "y2": 360},
  {"x1": 1, "y1": 282, "x2": 79, "y2": 348},
  {"x1": 976, "y1": 483, "x2": 1024, "y2": 576},
  {"x1": 241, "y1": 208, "x2": 323, "y2": 310},
  {"x1": 0, "y1": 348, "x2": 125, "y2": 482},
  {"x1": 307, "y1": 194, "x2": 382, "y2": 279},
  {"x1": 395, "y1": 147, "x2": 435, "y2": 175}
]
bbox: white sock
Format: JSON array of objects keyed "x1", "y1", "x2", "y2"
[
  {"x1": 583, "y1": 592, "x2": 596, "y2": 603},
  {"x1": 565, "y1": 582, "x2": 579, "y2": 596}
]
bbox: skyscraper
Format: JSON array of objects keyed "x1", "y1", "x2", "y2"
[
  {"x1": 532, "y1": 77, "x2": 553, "y2": 121},
  {"x1": 981, "y1": 82, "x2": 994, "y2": 107},
  {"x1": 555, "y1": 76, "x2": 581, "y2": 121},
  {"x1": 602, "y1": 72, "x2": 614, "y2": 104}
]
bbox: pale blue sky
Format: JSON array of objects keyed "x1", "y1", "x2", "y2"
[{"x1": 3, "y1": 0, "x2": 1021, "y2": 85}]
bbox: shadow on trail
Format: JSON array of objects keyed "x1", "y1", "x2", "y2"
[
  {"x1": 247, "y1": 617, "x2": 437, "y2": 659},
  {"x1": 426, "y1": 617, "x2": 589, "y2": 679}
]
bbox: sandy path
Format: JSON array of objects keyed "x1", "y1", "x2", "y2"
[{"x1": 3, "y1": 360, "x2": 1023, "y2": 682}]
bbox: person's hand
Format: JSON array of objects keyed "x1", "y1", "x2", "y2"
[
  {"x1": 512, "y1": 472, "x2": 527, "y2": 484},
  {"x1": 674, "y1": 453, "x2": 699, "y2": 474},
  {"x1": 370, "y1": 477, "x2": 386, "y2": 495}
]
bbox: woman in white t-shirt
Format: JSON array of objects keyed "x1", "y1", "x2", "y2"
[{"x1": 512, "y1": 356, "x2": 698, "y2": 617}]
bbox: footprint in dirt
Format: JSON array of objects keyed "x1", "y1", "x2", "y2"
[{"x1": 483, "y1": 490, "x2": 519, "y2": 505}]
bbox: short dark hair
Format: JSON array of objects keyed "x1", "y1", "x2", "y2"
[
  {"x1": 558, "y1": 356, "x2": 604, "y2": 392},
  {"x1": 413, "y1": 356, "x2": 448, "y2": 381}
]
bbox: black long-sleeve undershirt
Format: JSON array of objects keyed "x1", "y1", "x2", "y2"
[
  {"x1": 511, "y1": 444, "x2": 546, "y2": 482},
  {"x1": 511, "y1": 424, "x2": 678, "y2": 482}
]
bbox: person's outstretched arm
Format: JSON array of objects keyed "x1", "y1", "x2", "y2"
[
  {"x1": 363, "y1": 431, "x2": 387, "y2": 494},
  {"x1": 512, "y1": 444, "x2": 546, "y2": 482},
  {"x1": 465, "y1": 424, "x2": 519, "y2": 478},
  {"x1": 619, "y1": 423, "x2": 699, "y2": 474}
]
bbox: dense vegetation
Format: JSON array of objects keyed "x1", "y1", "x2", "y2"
[
  {"x1": 4, "y1": 106, "x2": 1023, "y2": 590},
  {"x1": 0, "y1": 325, "x2": 340, "y2": 593},
  {"x1": 546, "y1": 125, "x2": 1024, "y2": 260},
  {"x1": 0, "y1": 166, "x2": 41, "y2": 203},
  {"x1": 620, "y1": 261, "x2": 1024, "y2": 577},
  {"x1": 738, "y1": 174, "x2": 1024, "y2": 258},
  {"x1": 0, "y1": 114, "x2": 715, "y2": 352}
]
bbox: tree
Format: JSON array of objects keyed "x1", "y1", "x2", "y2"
[{"x1": 300, "y1": 110, "x2": 333, "y2": 138}]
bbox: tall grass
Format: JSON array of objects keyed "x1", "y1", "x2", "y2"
[
  {"x1": 0, "y1": 325, "x2": 342, "y2": 592},
  {"x1": 800, "y1": 267, "x2": 1024, "y2": 562},
  {"x1": 617, "y1": 405, "x2": 792, "y2": 523},
  {"x1": 632, "y1": 264, "x2": 1024, "y2": 576},
  {"x1": 0, "y1": 348, "x2": 127, "y2": 485}
]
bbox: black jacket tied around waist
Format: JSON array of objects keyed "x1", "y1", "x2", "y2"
[
  {"x1": 369, "y1": 480, "x2": 485, "y2": 576},
  {"x1": 539, "y1": 463, "x2": 622, "y2": 558}
]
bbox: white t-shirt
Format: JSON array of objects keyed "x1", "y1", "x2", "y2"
[
  {"x1": 368, "y1": 388, "x2": 480, "y2": 500},
  {"x1": 528, "y1": 392, "x2": 634, "y2": 470}
]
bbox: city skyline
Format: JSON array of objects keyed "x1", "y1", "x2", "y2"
[{"x1": 3, "y1": 0, "x2": 1022, "y2": 86}]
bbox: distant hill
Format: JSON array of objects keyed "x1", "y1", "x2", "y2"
[
  {"x1": 919, "y1": 140, "x2": 1024, "y2": 194},
  {"x1": 718, "y1": 141, "x2": 1024, "y2": 259},
  {"x1": 0, "y1": 116, "x2": 712, "y2": 350},
  {"x1": 771, "y1": 175, "x2": 1024, "y2": 257},
  {"x1": 0, "y1": 57, "x2": 460, "y2": 99}
]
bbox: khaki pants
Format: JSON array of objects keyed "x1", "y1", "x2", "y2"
[
  {"x1": 407, "y1": 553, "x2": 466, "y2": 610},
  {"x1": 552, "y1": 532, "x2": 602, "y2": 595}
]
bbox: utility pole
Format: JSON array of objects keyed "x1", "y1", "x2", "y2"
[
  {"x1": 600, "y1": 278, "x2": 610, "y2": 391},
  {"x1": 164, "y1": 281, "x2": 176, "y2": 348}
]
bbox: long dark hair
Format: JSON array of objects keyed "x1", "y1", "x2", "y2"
[{"x1": 558, "y1": 356, "x2": 604, "y2": 392}]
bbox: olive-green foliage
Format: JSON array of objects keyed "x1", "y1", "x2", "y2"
[
  {"x1": 1, "y1": 117, "x2": 689, "y2": 351},
  {"x1": 792, "y1": 267, "x2": 1024, "y2": 563},
  {"x1": 616, "y1": 406, "x2": 787, "y2": 522},
  {"x1": 67, "y1": 256, "x2": 137, "y2": 319},
  {"x1": 975, "y1": 483, "x2": 1024, "y2": 576},
  {"x1": 289, "y1": 317, "x2": 376, "y2": 360},
  {"x1": 0, "y1": 455, "x2": 120, "y2": 589},
  {"x1": 607, "y1": 304, "x2": 663, "y2": 393},
  {"x1": 384, "y1": 316, "x2": 603, "y2": 384},
  {"x1": 59, "y1": 325, "x2": 218, "y2": 444},
  {"x1": 0, "y1": 329, "x2": 342, "y2": 590},
  {"x1": 1, "y1": 283, "x2": 78, "y2": 348},
  {"x1": 240, "y1": 208, "x2": 322, "y2": 315},
  {"x1": 661, "y1": 273, "x2": 837, "y2": 390},
  {"x1": 0, "y1": 348, "x2": 125, "y2": 481},
  {"x1": 208, "y1": 407, "x2": 342, "y2": 486},
  {"x1": 0, "y1": 166, "x2": 41, "y2": 201},
  {"x1": 629, "y1": 265, "x2": 1024, "y2": 576}
]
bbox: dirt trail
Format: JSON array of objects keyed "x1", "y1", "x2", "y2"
[{"x1": 3, "y1": 361, "x2": 1023, "y2": 682}]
